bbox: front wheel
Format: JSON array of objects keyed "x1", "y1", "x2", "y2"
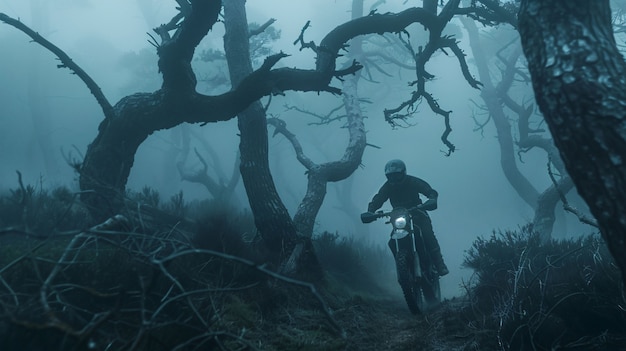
[{"x1": 395, "y1": 251, "x2": 422, "y2": 314}]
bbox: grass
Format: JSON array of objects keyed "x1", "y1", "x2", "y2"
[{"x1": 461, "y1": 225, "x2": 626, "y2": 349}]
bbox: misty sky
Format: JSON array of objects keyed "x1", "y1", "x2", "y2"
[{"x1": 0, "y1": 0, "x2": 596, "y2": 297}]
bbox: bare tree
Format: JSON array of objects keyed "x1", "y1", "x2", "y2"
[
  {"x1": 267, "y1": 0, "x2": 368, "y2": 239},
  {"x1": 176, "y1": 146, "x2": 241, "y2": 204},
  {"x1": 461, "y1": 17, "x2": 578, "y2": 241},
  {"x1": 222, "y1": 0, "x2": 320, "y2": 276}
]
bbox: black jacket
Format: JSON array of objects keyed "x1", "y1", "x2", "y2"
[{"x1": 367, "y1": 175, "x2": 438, "y2": 213}]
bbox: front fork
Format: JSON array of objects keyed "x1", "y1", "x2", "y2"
[{"x1": 393, "y1": 226, "x2": 422, "y2": 279}]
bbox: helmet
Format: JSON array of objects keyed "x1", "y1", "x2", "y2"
[
  {"x1": 384, "y1": 159, "x2": 406, "y2": 183},
  {"x1": 384, "y1": 159, "x2": 406, "y2": 175}
]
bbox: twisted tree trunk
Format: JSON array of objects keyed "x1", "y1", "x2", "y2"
[
  {"x1": 223, "y1": 0, "x2": 321, "y2": 277},
  {"x1": 289, "y1": 73, "x2": 367, "y2": 238},
  {"x1": 519, "y1": 0, "x2": 626, "y2": 284},
  {"x1": 78, "y1": 0, "x2": 223, "y2": 220},
  {"x1": 291, "y1": 8, "x2": 367, "y2": 237}
]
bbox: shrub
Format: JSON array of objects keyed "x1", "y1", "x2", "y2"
[
  {"x1": 462, "y1": 225, "x2": 626, "y2": 349},
  {"x1": 0, "y1": 184, "x2": 92, "y2": 234}
]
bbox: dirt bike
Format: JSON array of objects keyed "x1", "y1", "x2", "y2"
[{"x1": 361, "y1": 207, "x2": 441, "y2": 314}]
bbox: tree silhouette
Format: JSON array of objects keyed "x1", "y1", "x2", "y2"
[{"x1": 461, "y1": 17, "x2": 579, "y2": 241}]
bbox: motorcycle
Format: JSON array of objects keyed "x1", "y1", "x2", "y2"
[{"x1": 361, "y1": 207, "x2": 441, "y2": 314}]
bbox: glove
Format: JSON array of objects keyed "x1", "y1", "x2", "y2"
[
  {"x1": 419, "y1": 198, "x2": 437, "y2": 211},
  {"x1": 360, "y1": 212, "x2": 378, "y2": 224}
]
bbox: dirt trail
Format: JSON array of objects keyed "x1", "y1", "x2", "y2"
[{"x1": 332, "y1": 295, "x2": 473, "y2": 351}]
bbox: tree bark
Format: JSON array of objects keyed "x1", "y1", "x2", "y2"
[
  {"x1": 424, "y1": 0, "x2": 438, "y2": 14},
  {"x1": 223, "y1": 0, "x2": 320, "y2": 277},
  {"x1": 519, "y1": 0, "x2": 626, "y2": 284},
  {"x1": 78, "y1": 0, "x2": 223, "y2": 220},
  {"x1": 222, "y1": 0, "x2": 296, "y2": 251}
]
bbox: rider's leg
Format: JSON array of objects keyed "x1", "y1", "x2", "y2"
[{"x1": 414, "y1": 213, "x2": 449, "y2": 276}]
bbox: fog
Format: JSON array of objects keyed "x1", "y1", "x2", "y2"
[{"x1": 0, "y1": 0, "x2": 594, "y2": 298}]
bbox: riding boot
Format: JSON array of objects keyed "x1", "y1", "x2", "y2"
[{"x1": 431, "y1": 249, "x2": 449, "y2": 276}]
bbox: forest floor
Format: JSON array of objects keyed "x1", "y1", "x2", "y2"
[
  {"x1": 235, "y1": 275, "x2": 484, "y2": 351},
  {"x1": 327, "y1": 294, "x2": 473, "y2": 351}
]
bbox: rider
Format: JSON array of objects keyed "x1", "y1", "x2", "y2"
[{"x1": 366, "y1": 159, "x2": 449, "y2": 276}]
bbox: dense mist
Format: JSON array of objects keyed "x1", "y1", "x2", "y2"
[{"x1": 0, "y1": 0, "x2": 596, "y2": 300}]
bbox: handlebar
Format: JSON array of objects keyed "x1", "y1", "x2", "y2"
[
  {"x1": 360, "y1": 211, "x2": 383, "y2": 224},
  {"x1": 360, "y1": 206, "x2": 426, "y2": 224}
]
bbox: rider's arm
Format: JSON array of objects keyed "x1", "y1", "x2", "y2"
[
  {"x1": 367, "y1": 184, "x2": 389, "y2": 213},
  {"x1": 417, "y1": 180, "x2": 438, "y2": 211},
  {"x1": 418, "y1": 194, "x2": 438, "y2": 211}
]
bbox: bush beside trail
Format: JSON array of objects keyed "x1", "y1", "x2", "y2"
[{"x1": 461, "y1": 225, "x2": 626, "y2": 350}]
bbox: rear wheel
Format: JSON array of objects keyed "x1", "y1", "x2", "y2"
[{"x1": 420, "y1": 276, "x2": 441, "y2": 310}]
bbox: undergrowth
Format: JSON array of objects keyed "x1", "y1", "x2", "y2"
[
  {"x1": 0, "y1": 184, "x2": 398, "y2": 350},
  {"x1": 4, "y1": 182, "x2": 624, "y2": 350},
  {"x1": 0, "y1": 183, "x2": 91, "y2": 233},
  {"x1": 461, "y1": 224, "x2": 626, "y2": 350}
]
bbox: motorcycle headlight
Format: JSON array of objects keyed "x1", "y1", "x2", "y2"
[{"x1": 394, "y1": 216, "x2": 407, "y2": 229}]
